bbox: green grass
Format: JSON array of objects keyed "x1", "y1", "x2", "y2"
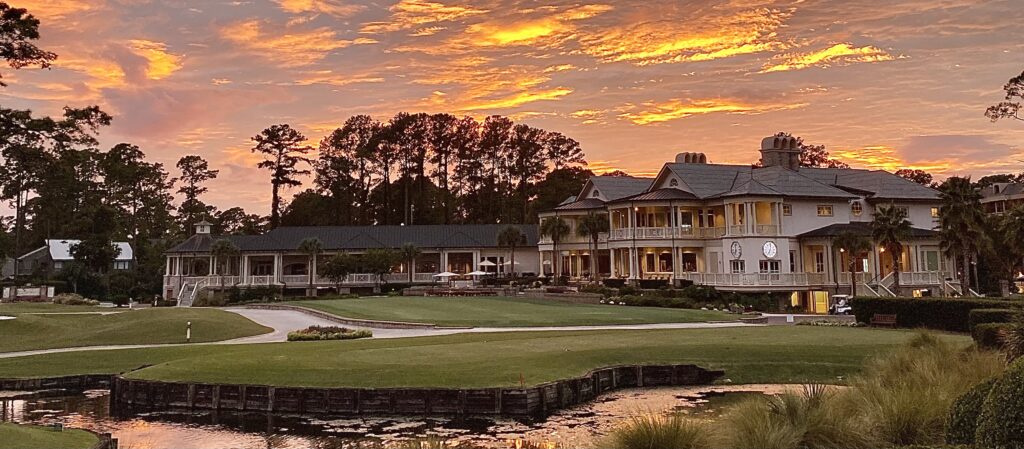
[
  {"x1": 294, "y1": 296, "x2": 734, "y2": 327},
  {"x1": 0, "y1": 423, "x2": 97, "y2": 449},
  {"x1": 0, "y1": 327, "x2": 971, "y2": 388},
  {"x1": 0, "y1": 308, "x2": 272, "y2": 352}
]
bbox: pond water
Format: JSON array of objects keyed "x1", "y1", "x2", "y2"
[{"x1": 0, "y1": 385, "x2": 790, "y2": 448}]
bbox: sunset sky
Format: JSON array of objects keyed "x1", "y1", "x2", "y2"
[{"x1": 3, "y1": 0, "x2": 1023, "y2": 214}]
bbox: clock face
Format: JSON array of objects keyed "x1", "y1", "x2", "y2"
[
  {"x1": 763, "y1": 241, "x2": 778, "y2": 258},
  {"x1": 730, "y1": 241, "x2": 742, "y2": 259}
]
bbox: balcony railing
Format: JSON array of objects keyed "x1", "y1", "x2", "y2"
[
  {"x1": 755, "y1": 224, "x2": 779, "y2": 235},
  {"x1": 164, "y1": 272, "x2": 444, "y2": 288},
  {"x1": 677, "y1": 272, "x2": 829, "y2": 287},
  {"x1": 609, "y1": 226, "x2": 727, "y2": 240}
]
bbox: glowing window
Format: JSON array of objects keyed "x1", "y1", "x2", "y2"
[
  {"x1": 851, "y1": 202, "x2": 863, "y2": 216},
  {"x1": 816, "y1": 205, "x2": 833, "y2": 217}
]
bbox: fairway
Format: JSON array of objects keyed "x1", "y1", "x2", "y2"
[
  {"x1": 0, "y1": 327, "x2": 970, "y2": 387},
  {"x1": 0, "y1": 307, "x2": 272, "y2": 353},
  {"x1": 293, "y1": 295, "x2": 734, "y2": 327},
  {"x1": 0, "y1": 423, "x2": 97, "y2": 449}
]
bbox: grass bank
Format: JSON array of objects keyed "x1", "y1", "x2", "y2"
[
  {"x1": 293, "y1": 296, "x2": 734, "y2": 327},
  {"x1": 0, "y1": 307, "x2": 272, "y2": 352},
  {"x1": 0, "y1": 423, "x2": 97, "y2": 449},
  {"x1": 0, "y1": 303, "x2": 106, "y2": 314},
  {"x1": 0, "y1": 327, "x2": 970, "y2": 388}
]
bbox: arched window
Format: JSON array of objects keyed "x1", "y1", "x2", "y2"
[
  {"x1": 592, "y1": 190, "x2": 600, "y2": 198},
  {"x1": 669, "y1": 179, "x2": 679, "y2": 187}
]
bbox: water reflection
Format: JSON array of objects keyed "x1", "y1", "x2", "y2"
[{"x1": 0, "y1": 386, "x2": 779, "y2": 449}]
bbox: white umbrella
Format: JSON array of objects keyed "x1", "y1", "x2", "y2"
[
  {"x1": 502, "y1": 260, "x2": 521, "y2": 265},
  {"x1": 433, "y1": 272, "x2": 458, "y2": 278},
  {"x1": 467, "y1": 270, "x2": 488, "y2": 276},
  {"x1": 478, "y1": 260, "x2": 497, "y2": 267}
]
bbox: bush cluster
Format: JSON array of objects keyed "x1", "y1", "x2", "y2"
[
  {"x1": 968, "y1": 308, "x2": 1020, "y2": 329},
  {"x1": 51, "y1": 293, "x2": 99, "y2": 306},
  {"x1": 851, "y1": 297, "x2": 1021, "y2": 332},
  {"x1": 225, "y1": 285, "x2": 284, "y2": 304},
  {"x1": 286, "y1": 325, "x2": 372, "y2": 341},
  {"x1": 945, "y1": 377, "x2": 997, "y2": 446},
  {"x1": 617, "y1": 295, "x2": 697, "y2": 309},
  {"x1": 973, "y1": 323, "x2": 1011, "y2": 350},
  {"x1": 975, "y1": 358, "x2": 1024, "y2": 448}
]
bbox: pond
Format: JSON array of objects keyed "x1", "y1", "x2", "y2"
[{"x1": 0, "y1": 385, "x2": 792, "y2": 448}]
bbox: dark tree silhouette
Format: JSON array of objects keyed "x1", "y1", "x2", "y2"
[
  {"x1": 251, "y1": 124, "x2": 313, "y2": 229},
  {"x1": 986, "y1": 70, "x2": 1024, "y2": 122}
]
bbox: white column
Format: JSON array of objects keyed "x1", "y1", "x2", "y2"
[
  {"x1": 241, "y1": 255, "x2": 249, "y2": 284},
  {"x1": 273, "y1": 253, "x2": 282, "y2": 283},
  {"x1": 312, "y1": 254, "x2": 319, "y2": 283},
  {"x1": 610, "y1": 248, "x2": 617, "y2": 278},
  {"x1": 629, "y1": 248, "x2": 638, "y2": 280},
  {"x1": 724, "y1": 204, "x2": 733, "y2": 235},
  {"x1": 209, "y1": 256, "x2": 216, "y2": 275}
]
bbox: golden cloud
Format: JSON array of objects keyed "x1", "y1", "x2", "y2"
[
  {"x1": 220, "y1": 20, "x2": 374, "y2": 66},
  {"x1": 577, "y1": 8, "x2": 787, "y2": 66},
  {"x1": 619, "y1": 98, "x2": 806, "y2": 125},
  {"x1": 830, "y1": 145, "x2": 949, "y2": 173},
  {"x1": 293, "y1": 70, "x2": 386, "y2": 86},
  {"x1": 57, "y1": 54, "x2": 127, "y2": 90},
  {"x1": 275, "y1": 0, "x2": 364, "y2": 17},
  {"x1": 15, "y1": 0, "x2": 97, "y2": 21},
  {"x1": 464, "y1": 4, "x2": 612, "y2": 48},
  {"x1": 460, "y1": 87, "x2": 573, "y2": 111},
  {"x1": 761, "y1": 43, "x2": 897, "y2": 72},
  {"x1": 361, "y1": 0, "x2": 487, "y2": 34},
  {"x1": 128, "y1": 40, "x2": 183, "y2": 80}
]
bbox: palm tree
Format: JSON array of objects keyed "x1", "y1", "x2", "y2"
[
  {"x1": 210, "y1": 239, "x2": 240, "y2": 286},
  {"x1": 576, "y1": 212, "x2": 610, "y2": 282},
  {"x1": 871, "y1": 203, "x2": 912, "y2": 294},
  {"x1": 939, "y1": 176, "x2": 987, "y2": 294},
  {"x1": 497, "y1": 226, "x2": 525, "y2": 278},
  {"x1": 833, "y1": 231, "x2": 872, "y2": 297},
  {"x1": 399, "y1": 242, "x2": 422, "y2": 283},
  {"x1": 540, "y1": 216, "x2": 570, "y2": 283},
  {"x1": 297, "y1": 237, "x2": 323, "y2": 293}
]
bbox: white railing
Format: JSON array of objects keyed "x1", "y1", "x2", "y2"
[
  {"x1": 755, "y1": 224, "x2": 779, "y2": 235},
  {"x1": 728, "y1": 225, "x2": 746, "y2": 236},
  {"x1": 610, "y1": 227, "x2": 726, "y2": 240},
  {"x1": 281, "y1": 275, "x2": 309, "y2": 285},
  {"x1": 247, "y1": 275, "x2": 274, "y2": 286},
  {"x1": 610, "y1": 229, "x2": 632, "y2": 240},
  {"x1": 837, "y1": 272, "x2": 873, "y2": 286},
  {"x1": 678, "y1": 272, "x2": 831, "y2": 287},
  {"x1": 698, "y1": 227, "x2": 726, "y2": 238},
  {"x1": 635, "y1": 227, "x2": 671, "y2": 239}
]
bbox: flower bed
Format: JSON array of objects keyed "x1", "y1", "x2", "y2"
[{"x1": 286, "y1": 325, "x2": 372, "y2": 341}]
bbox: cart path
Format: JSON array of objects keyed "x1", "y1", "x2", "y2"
[{"x1": 0, "y1": 307, "x2": 764, "y2": 359}]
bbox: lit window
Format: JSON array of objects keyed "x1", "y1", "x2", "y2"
[
  {"x1": 730, "y1": 260, "x2": 745, "y2": 273},
  {"x1": 851, "y1": 202, "x2": 863, "y2": 216},
  {"x1": 817, "y1": 205, "x2": 833, "y2": 217},
  {"x1": 931, "y1": 207, "x2": 940, "y2": 218},
  {"x1": 782, "y1": 204, "x2": 792, "y2": 216}
]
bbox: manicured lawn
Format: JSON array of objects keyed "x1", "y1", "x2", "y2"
[
  {"x1": 0, "y1": 308, "x2": 272, "y2": 353},
  {"x1": 293, "y1": 296, "x2": 734, "y2": 327},
  {"x1": 0, "y1": 327, "x2": 970, "y2": 387},
  {"x1": 0, "y1": 423, "x2": 97, "y2": 449}
]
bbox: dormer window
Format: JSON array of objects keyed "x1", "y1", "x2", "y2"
[
  {"x1": 669, "y1": 179, "x2": 679, "y2": 187},
  {"x1": 851, "y1": 202, "x2": 863, "y2": 216},
  {"x1": 592, "y1": 190, "x2": 600, "y2": 198}
]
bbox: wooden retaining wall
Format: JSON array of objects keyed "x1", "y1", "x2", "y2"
[
  {"x1": 0, "y1": 374, "x2": 112, "y2": 391},
  {"x1": 111, "y1": 364, "x2": 723, "y2": 418}
]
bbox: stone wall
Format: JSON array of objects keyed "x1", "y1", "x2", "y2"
[{"x1": 111, "y1": 364, "x2": 723, "y2": 419}]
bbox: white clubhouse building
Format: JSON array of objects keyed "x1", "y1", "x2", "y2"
[
  {"x1": 538, "y1": 135, "x2": 961, "y2": 312},
  {"x1": 164, "y1": 136, "x2": 960, "y2": 312}
]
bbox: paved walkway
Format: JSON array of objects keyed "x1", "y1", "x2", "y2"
[{"x1": 0, "y1": 307, "x2": 760, "y2": 359}]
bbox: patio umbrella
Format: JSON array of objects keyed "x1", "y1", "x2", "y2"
[
  {"x1": 478, "y1": 260, "x2": 497, "y2": 266},
  {"x1": 467, "y1": 270, "x2": 488, "y2": 276},
  {"x1": 433, "y1": 272, "x2": 458, "y2": 277}
]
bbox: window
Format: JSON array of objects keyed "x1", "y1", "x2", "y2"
[
  {"x1": 669, "y1": 179, "x2": 679, "y2": 187},
  {"x1": 730, "y1": 260, "x2": 745, "y2": 274},
  {"x1": 895, "y1": 206, "x2": 909, "y2": 216},
  {"x1": 995, "y1": 201, "x2": 1006, "y2": 213},
  {"x1": 814, "y1": 251, "x2": 825, "y2": 273},
  {"x1": 591, "y1": 189, "x2": 600, "y2": 198},
  {"x1": 759, "y1": 260, "x2": 781, "y2": 280},
  {"x1": 114, "y1": 261, "x2": 130, "y2": 270},
  {"x1": 931, "y1": 207, "x2": 940, "y2": 218},
  {"x1": 851, "y1": 202, "x2": 863, "y2": 216},
  {"x1": 816, "y1": 205, "x2": 833, "y2": 217},
  {"x1": 789, "y1": 250, "x2": 797, "y2": 273},
  {"x1": 782, "y1": 204, "x2": 792, "y2": 216}
]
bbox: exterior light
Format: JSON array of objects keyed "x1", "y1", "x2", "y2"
[
  {"x1": 839, "y1": 248, "x2": 845, "y2": 253},
  {"x1": 880, "y1": 247, "x2": 885, "y2": 253}
]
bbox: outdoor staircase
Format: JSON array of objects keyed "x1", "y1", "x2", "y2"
[{"x1": 176, "y1": 279, "x2": 206, "y2": 307}]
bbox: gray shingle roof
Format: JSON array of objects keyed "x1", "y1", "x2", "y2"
[
  {"x1": 798, "y1": 222, "x2": 938, "y2": 239},
  {"x1": 554, "y1": 198, "x2": 607, "y2": 211},
  {"x1": 610, "y1": 188, "x2": 699, "y2": 203},
  {"x1": 589, "y1": 176, "x2": 653, "y2": 200},
  {"x1": 167, "y1": 224, "x2": 539, "y2": 254},
  {"x1": 661, "y1": 163, "x2": 937, "y2": 201}
]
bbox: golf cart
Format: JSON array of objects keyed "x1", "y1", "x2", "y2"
[{"x1": 829, "y1": 294, "x2": 853, "y2": 315}]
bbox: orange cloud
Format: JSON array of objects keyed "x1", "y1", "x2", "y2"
[
  {"x1": 128, "y1": 40, "x2": 183, "y2": 80},
  {"x1": 620, "y1": 98, "x2": 807, "y2": 125},
  {"x1": 577, "y1": 8, "x2": 787, "y2": 65},
  {"x1": 275, "y1": 0, "x2": 364, "y2": 17},
  {"x1": 361, "y1": 0, "x2": 487, "y2": 34},
  {"x1": 293, "y1": 70, "x2": 385, "y2": 86},
  {"x1": 15, "y1": 0, "x2": 97, "y2": 21},
  {"x1": 460, "y1": 87, "x2": 573, "y2": 111},
  {"x1": 761, "y1": 43, "x2": 897, "y2": 72},
  {"x1": 220, "y1": 20, "x2": 375, "y2": 66}
]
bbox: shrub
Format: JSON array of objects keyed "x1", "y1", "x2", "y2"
[
  {"x1": 192, "y1": 294, "x2": 227, "y2": 307},
  {"x1": 637, "y1": 279, "x2": 669, "y2": 289},
  {"x1": 617, "y1": 295, "x2": 696, "y2": 309},
  {"x1": 608, "y1": 414, "x2": 710, "y2": 449},
  {"x1": 976, "y1": 358, "x2": 1024, "y2": 448},
  {"x1": 618, "y1": 284, "x2": 640, "y2": 296},
  {"x1": 579, "y1": 284, "x2": 612, "y2": 297},
  {"x1": 945, "y1": 377, "x2": 998, "y2": 446},
  {"x1": 680, "y1": 284, "x2": 722, "y2": 302},
  {"x1": 973, "y1": 323, "x2": 1010, "y2": 350},
  {"x1": 286, "y1": 325, "x2": 373, "y2": 341},
  {"x1": 52, "y1": 293, "x2": 99, "y2": 306},
  {"x1": 1002, "y1": 317, "x2": 1024, "y2": 362},
  {"x1": 851, "y1": 297, "x2": 1021, "y2": 332},
  {"x1": 602, "y1": 278, "x2": 626, "y2": 288},
  {"x1": 380, "y1": 283, "x2": 411, "y2": 294},
  {"x1": 796, "y1": 320, "x2": 865, "y2": 327},
  {"x1": 969, "y1": 308, "x2": 1020, "y2": 329}
]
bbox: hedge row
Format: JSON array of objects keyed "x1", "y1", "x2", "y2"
[
  {"x1": 973, "y1": 323, "x2": 1011, "y2": 350},
  {"x1": 968, "y1": 308, "x2": 1021, "y2": 330},
  {"x1": 851, "y1": 297, "x2": 1022, "y2": 332}
]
